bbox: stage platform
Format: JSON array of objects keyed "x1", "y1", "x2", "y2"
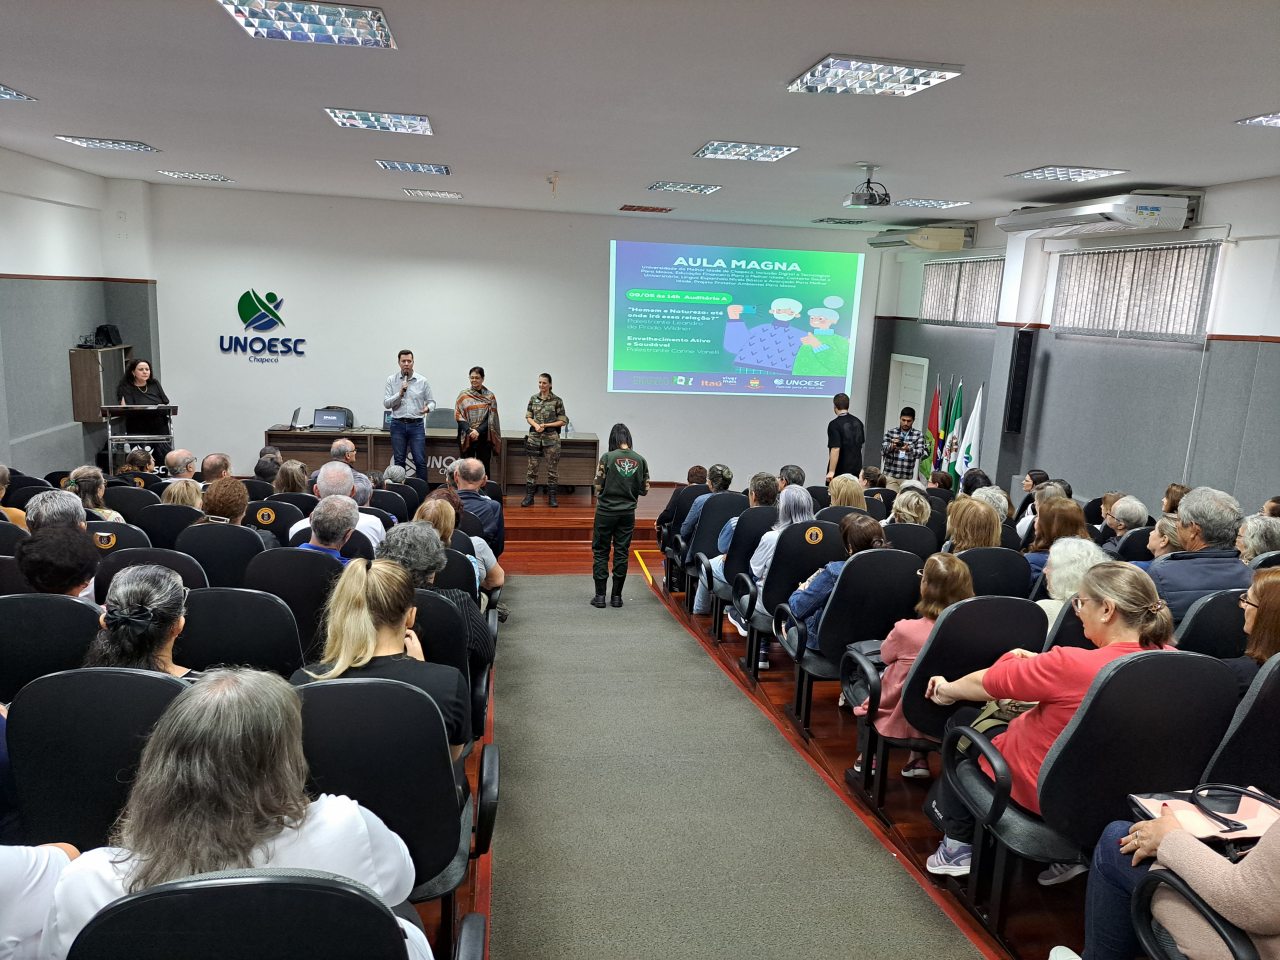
[{"x1": 497, "y1": 486, "x2": 663, "y2": 575}]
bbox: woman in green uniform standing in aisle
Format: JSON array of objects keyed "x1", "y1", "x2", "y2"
[{"x1": 591, "y1": 423, "x2": 650, "y2": 608}]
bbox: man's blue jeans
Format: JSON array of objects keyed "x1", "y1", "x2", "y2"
[{"x1": 390, "y1": 418, "x2": 427, "y2": 478}]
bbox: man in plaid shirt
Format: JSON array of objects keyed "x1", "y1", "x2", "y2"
[{"x1": 880, "y1": 406, "x2": 928, "y2": 491}]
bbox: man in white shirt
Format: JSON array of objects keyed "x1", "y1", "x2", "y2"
[
  {"x1": 287, "y1": 461, "x2": 386, "y2": 548},
  {"x1": 383, "y1": 349, "x2": 435, "y2": 480}
]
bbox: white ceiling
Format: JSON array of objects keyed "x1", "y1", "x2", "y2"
[{"x1": 2, "y1": 1, "x2": 1278, "y2": 230}]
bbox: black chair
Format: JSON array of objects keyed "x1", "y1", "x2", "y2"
[
  {"x1": 1043, "y1": 602, "x2": 1091, "y2": 650},
  {"x1": 436, "y1": 548, "x2": 480, "y2": 605},
  {"x1": 385, "y1": 481, "x2": 421, "y2": 518},
  {"x1": 245, "y1": 498, "x2": 305, "y2": 547},
  {"x1": 1131, "y1": 869, "x2": 1258, "y2": 960},
  {"x1": 1083, "y1": 496, "x2": 1105, "y2": 525},
  {"x1": 806, "y1": 485, "x2": 831, "y2": 509},
  {"x1": 1251, "y1": 550, "x2": 1280, "y2": 570},
  {"x1": 1012, "y1": 491, "x2": 1033, "y2": 521},
  {"x1": 677, "y1": 492, "x2": 747, "y2": 614},
  {"x1": 999, "y1": 523, "x2": 1022, "y2": 551},
  {"x1": 945, "y1": 652, "x2": 1238, "y2": 937},
  {"x1": 239, "y1": 478, "x2": 275, "y2": 500},
  {"x1": 698, "y1": 505, "x2": 777, "y2": 643},
  {"x1": 865, "y1": 487, "x2": 896, "y2": 511},
  {"x1": 102, "y1": 485, "x2": 161, "y2": 523},
  {"x1": 176, "y1": 523, "x2": 266, "y2": 588},
  {"x1": 926, "y1": 506, "x2": 947, "y2": 546},
  {"x1": 958, "y1": 546, "x2": 1032, "y2": 597},
  {"x1": 815, "y1": 505, "x2": 860, "y2": 524},
  {"x1": 115, "y1": 472, "x2": 165, "y2": 491},
  {"x1": 450, "y1": 528, "x2": 475, "y2": 555},
  {"x1": 456, "y1": 511, "x2": 485, "y2": 539},
  {"x1": 660, "y1": 484, "x2": 709, "y2": 592},
  {"x1": 288, "y1": 527, "x2": 376, "y2": 561},
  {"x1": 95, "y1": 547, "x2": 209, "y2": 604},
  {"x1": 297, "y1": 679, "x2": 499, "y2": 954},
  {"x1": 0, "y1": 556, "x2": 34, "y2": 594},
  {"x1": 359, "y1": 505, "x2": 397, "y2": 531},
  {"x1": 269, "y1": 491, "x2": 320, "y2": 517},
  {"x1": 413, "y1": 589, "x2": 471, "y2": 678},
  {"x1": 84, "y1": 509, "x2": 106, "y2": 523},
  {"x1": 0, "y1": 594, "x2": 101, "y2": 701},
  {"x1": 1090, "y1": 523, "x2": 1114, "y2": 547},
  {"x1": 1118, "y1": 526, "x2": 1155, "y2": 561},
  {"x1": 86, "y1": 520, "x2": 152, "y2": 556},
  {"x1": 861, "y1": 497, "x2": 888, "y2": 521},
  {"x1": 482, "y1": 480, "x2": 504, "y2": 502},
  {"x1": 776, "y1": 548, "x2": 920, "y2": 735},
  {"x1": 244, "y1": 548, "x2": 344, "y2": 660},
  {"x1": 931, "y1": 487, "x2": 956, "y2": 504},
  {"x1": 0, "y1": 522, "x2": 30, "y2": 556},
  {"x1": 7, "y1": 668, "x2": 187, "y2": 849},
  {"x1": 1176, "y1": 589, "x2": 1247, "y2": 658},
  {"x1": 174, "y1": 587, "x2": 304, "y2": 677},
  {"x1": 42, "y1": 470, "x2": 71, "y2": 489},
  {"x1": 1028, "y1": 573, "x2": 1051, "y2": 602},
  {"x1": 402, "y1": 476, "x2": 430, "y2": 502},
  {"x1": 5, "y1": 486, "x2": 54, "y2": 512},
  {"x1": 134, "y1": 502, "x2": 203, "y2": 550},
  {"x1": 881, "y1": 522, "x2": 938, "y2": 562},
  {"x1": 1, "y1": 475, "x2": 51, "y2": 505},
  {"x1": 1202, "y1": 655, "x2": 1280, "y2": 796}
]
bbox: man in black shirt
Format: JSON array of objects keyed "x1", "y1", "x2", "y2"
[{"x1": 825, "y1": 393, "x2": 865, "y2": 481}]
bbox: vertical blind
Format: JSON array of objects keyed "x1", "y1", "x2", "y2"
[
  {"x1": 920, "y1": 257, "x2": 1004, "y2": 326},
  {"x1": 1049, "y1": 242, "x2": 1220, "y2": 341}
]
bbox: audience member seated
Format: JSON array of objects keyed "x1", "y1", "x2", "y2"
[
  {"x1": 1024, "y1": 497, "x2": 1092, "y2": 585},
  {"x1": 828, "y1": 473, "x2": 868, "y2": 510},
  {"x1": 1264, "y1": 495, "x2": 1280, "y2": 518},
  {"x1": 1148, "y1": 486, "x2": 1251, "y2": 622},
  {"x1": 679, "y1": 463, "x2": 734, "y2": 559},
  {"x1": 1037, "y1": 538, "x2": 1110, "y2": 623},
  {"x1": 195, "y1": 476, "x2": 278, "y2": 548},
  {"x1": 291, "y1": 557, "x2": 470, "y2": 759},
  {"x1": 655, "y1": 464, "x2": 707, "y2": 532},
  {"x1": 1238, "y1": 514, "x2": 1280, "y2": 564},
  {"x1": 288, "y1": 462, "x2": 385, "y2": 548},
  {"x1": 272, "y1": 459, "x2": 309, "y2": 494},
  {"x1": 922, "y1": 562, "x2": 1173, "y2": 877},
  {"x1": 307, "y1": 438, "x2": 369, "y2": 489},
  {"x1": 1135, "y1": 513, "x2": 1183, "y2": 572},
  {"x1": 199, "y1": 453, "x2": 231, "y2": 483},
  {"x1": 970, "y1": 485, "x2": 1012, "y2": 522},
  {"x1": 454, "y1": 458, "x2": 504, "y2": 556},
  {"x1": 117, "y1": 448, "x2": 155, "y2": 476},
  {"x1": 1014, "y1": 468, "x2": 1050, "y2": 521},
  {"x1": 944, "y1": 497, "x2": 1002, "y2": 553},
  {"x1": 253, "y1": 456, "x2": 281, "y2": 485},
  {"x1": 423, "y1": 486, "x2": 502, "y2": 586},
  {"x1": 375, "y1": 522, "x2": 495, "y2": 669},
  {"x1": 778, "y1": 464, "x2": 805, "y2": 489},
  {"x1": 68, "y1": 466, "x2": 123, "y2": 524},
  {"x1": 383, "y1": 464, "x2": 407, "y2": 486},
  {"x1": 258, "y1": 444, "x2": 282, "y2": 464},
  {"x1": 959, "y1": 468, "x2": 993, "y2": 498},
  {"x1": 82, "y1": 565, "x2": 198, "y2": 679},
  {"x1": 851, "y1": 553, "x2": 975, "y2": 778},
  {"x1": 40, "y1": 668, "x2": 432, "y2": 960},
  {"x1": 1098, "y1": 490, "x2": 1126, "y2": 531},
  {"x1": 0, "y1": 841, "x2": 79, "y2": 958},
  {"x1": 0, "y1": 464, "x2": 29, "y2": 529},
  {"x1": 1162, "y1": 481, "x2": 1190, "y2": 515},
  {"x1": 725, "y1": 485, "x2": 816, "y2": 635},
  {"x1": 1100, "y1": 495, "x2": 1149, "y2": 556},
  {"x1": 691, "y1": 471, "x2": 777, "y2": 616},
  {"x1": 296, "y1": 495, "x2": 360, "y2": 564},
  {"x1": 162, "y1": 449, "x2": 197, "y2": 482},
  {"x1": 885, "y1": 489, "x2": 930, "y2": 527},
  {"x1": 788, "y1": 514, "x2": 892, "y2": 647},
  {"x1": 23, "y1": 490, "x2": 86, "y2": 534},
  {"x1": 13, "y1": 527, "x2": 99, "y2": 603},
  {"x1": 928, "y1": 470, "x2": 954, "y2": 492},
  {"x1": 1220, "y1": 568, "x2": 1280, "y2": 697},
  {"x1": 414, "y1": 498, "x2": 503, "y2": 592},
  {"x1": 1015, "y1": 480, "x2": 1070, "y2": 540},
  {"x1": 859, "y1": 466, "x2": 886, "y2": 490},
  {"x1": 160, "y1": 478, "x2": 202, "y2": 509}
]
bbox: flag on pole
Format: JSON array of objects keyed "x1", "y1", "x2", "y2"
[
  {"x1": 957, "y1": 384, "x2": 984, "y2": 476},
  {"x1": 921, "y1": 378, "x2": 941, "y2": 481},
  {"x1": 937, "y1": 377, "x2": 955, "y2": 472},
  {"x1": 944, "y1": 380, "x2": 964, "y2": 482}
]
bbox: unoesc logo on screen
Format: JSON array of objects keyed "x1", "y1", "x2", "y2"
[{"x1": 219, "y1": 290, "x2": 307, "y2": 363}]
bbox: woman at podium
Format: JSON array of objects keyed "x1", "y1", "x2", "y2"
[{"x1": 115, "y1": 358, "x2": 171, "y2": 459}]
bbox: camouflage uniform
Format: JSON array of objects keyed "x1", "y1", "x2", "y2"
[{"x1": 523, "y1": 392, "x2": 567, "y2": 506}]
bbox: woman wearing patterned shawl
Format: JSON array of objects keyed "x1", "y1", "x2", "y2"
[{"x1": 454, "y1": 365, "x2": 501, "y2": 475}]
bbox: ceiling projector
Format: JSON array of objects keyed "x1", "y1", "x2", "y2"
[{"x1": 843, "y1": 162, "x2": 891, "y2": 209}]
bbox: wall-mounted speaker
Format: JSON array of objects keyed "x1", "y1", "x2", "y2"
[{"x1": 1003, "y1": 329, "x2": 1036, "y2": 433}]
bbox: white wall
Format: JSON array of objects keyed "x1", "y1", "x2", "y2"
[
  {"x1": 150, "y1": 186, "x2": 882, "y2": 481},
  {"x1": 0, "y1": 147, "x2": 106, "y2": 277}
]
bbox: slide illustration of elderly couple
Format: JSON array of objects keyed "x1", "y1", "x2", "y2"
[{"x1": 722, "y1": 296, "x2": 849, "y2": 376}]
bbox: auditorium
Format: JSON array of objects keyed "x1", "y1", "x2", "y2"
[{"x1": 1, "y1": 3, "x2": 1278, "y2": 959}]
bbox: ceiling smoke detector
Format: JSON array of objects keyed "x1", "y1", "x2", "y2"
[{"x1": 844, "y1": 163, "x2": 891, "y2": 208}]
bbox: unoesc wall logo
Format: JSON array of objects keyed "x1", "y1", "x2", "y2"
[{"x1": 219, "y1": 289, "x2": 307, "y2": 362}]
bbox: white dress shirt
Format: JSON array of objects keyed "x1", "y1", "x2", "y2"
[
  {"x1": 383, "y1": 372, "x2": 436, "y2": 420},
  {"x1": 1, "y1": 845, "x2": 70, "y2": 960},
  {"x1": 289, "y1": 513, "x2": 386, "y2": 549}
]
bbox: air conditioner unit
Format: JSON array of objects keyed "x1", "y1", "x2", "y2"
[
  {"x1": 995, "y1": 193, "x2": 1199, "y2": 236},
  {"x1": 866, "y1": 224, "x2": 975, "y2": 251}
]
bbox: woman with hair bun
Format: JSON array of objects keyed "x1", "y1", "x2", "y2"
[
  {"x1": 83, "y1": 565, "x2": 197, "y2": 678},
  {"x1": 67, "y1": 465, "x2": 124, "y2": 524}
]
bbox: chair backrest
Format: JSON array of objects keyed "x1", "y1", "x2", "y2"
[
  {"x1": 245, "y1": 499, "x2": 305, "y2": 546},
  {"x1": 134, "y1": 503, "x2": 203, "y2": 551},
  {"x1": 684, "y1": 492, "x2": 747, "y2": 563},
  {"x1": 1083, "y1": 497, "x2": 1105, "y2": 525},
  {"x1": 240, "y1": 478, "x2": 275, "y2": 501},
  {"x1": 1012, "y1": 491, "x2": 1033, "y2": 520},
  {"x1": 67, "y1": 871, "x2": 410, "y2": 960},
  {"x1": 384, "y1": 482, "x2": 420, "y2": 518},
  {"x1": 268, "y1": 492, "x2": 320, "y2": 517},
  {"x1": 176, "y1": 524, "x2": 267, "y2": 588},
  {"x1": 816, "y1": 548, "x2": 922, "y2": 661},
  {"x1": 1174, "y1": 589, "x2": 1247, "y2": 658},
  {"x1": 881, "y1": 523, "x2": 939, "y2": 562},
  {"x1": 999, "y1": 523, "x2": 1023, "y2": 551},
  {"x1": 926, "y1": 506, "x2": 947, "y2": 545},
  {"x1": 0, "y1": 556, "x2": 34, "y2": 594},
  {"x1": 86, "y1": 520, "x2": 152, "y2": 558},
  {"x1": 43, "y1": 470, "x2": 71, "y2": 489},
  {"x1": 1251, "y1": 550, "x2": 1280, "y2": 570},
  {"x1": 1038, "y1": 651, "x2": 1238, "y2": 849},
  {"x1": 901, "y1": 596, "x2": 1048, "y2": 739},
  {"x1": 815, "y1": 505, "x2": 859, "y2": 524},
  {"x1": 412, "y1": 589, "x2": 470, "y2": 677},
  {"x1": 861, "y1": 497, "x2": 888, "y2": 521},
  {"x1": 435, "y1": 548, "x2": 480, "y2": 603},
  {"x1": 244, "y1": 548, "x2": 344, "y2": 661},
  {"x1": 0, "y1": 521, "x2": 30, "y2": 556},
  {"x1": 865, "y1": 487, "x2": 896, "y2": 510},
  {"x1": 7, "y1": 667, "x2": 188, "y2": 849},
  {"x1": 1118, "y1": 526, "x2": 1155, "y2": 561},
  {"x1": 663, "y1": 484, "x2": 708, "y2": 549},
  {"x1": 721, "y1": 506, "x2": 778, "y2": 585},
  {"x1": 450, "y1": 528, "x2": 475, "y2": 555},
  {"x1": 805, "y1": 485, "x2": 831, "y2": 509},
  {"x1": 931, "y1": 487, "x2": 957, "y2": 504},
  {"x1": 759, "y1": 521, "x2": 845, "y2": 611},
  {"x1": 102, "y1": 485, "x2": 161, "y2": 523},
  {"x1": 402, "y1": 476, "x2": 430, "y2": 500},
  {"x1": 287, "y1": 527, "x2": 375, "y2": 561},
  {"x1": 1028, "y1": 573, "x2": 1051, "y2": 602},
  {"x1": 1043, "y1": 602, "x2": 1093, "y2": 650},
  {"x1": 296, "y1": 679, "x2": 462, "y2": 885},
  {"x1": 0, "y1": 594, "x2": 101, "y2": 701},
  {"x1": 482, "y1": 480, "x2": 503, "y2": 502},
  {"x1": 957, "y1": 546, "x2": 1032, "y2": 597},
  {"x1": 2, "y1": 475, "x2": 51, "y2": 506},
  {"x1": 95, "y1": 547, "x2": 209, "y2": 604},
  {"x1": 457, "y1": 511, "x2": 485, "y2": 538},
  {"x1": 6, "y1": 486, "x2": 54, "y2": 511},
  {"x1": 358, "y1": 505, "x2": 396, "y2": 532},
  {"x1": 1202, "y1": 655, "x2": 1280, "y2": 795},
  {"x1": 174, "y1": 587, "x2": 303, "y2": 677}
]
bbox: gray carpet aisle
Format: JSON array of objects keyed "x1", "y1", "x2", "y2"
[{"x1": 489, "y1": 575, "x2": 982, "y2": 960}]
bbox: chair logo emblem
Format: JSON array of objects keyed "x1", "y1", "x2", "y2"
[
  {"x1": 94, "y1": 533, "x2": 117, "y2": 550},
  {"x1": 805, "y1": 526, "x2": 823, "y2": 544},
  {"x1": 256, "y1": 507, "x2": 277, "y2": 525},
  {"x1": 59, "y1": 478, "x2": 70, "y2": 488},
  {"x1": 132, "y1": 476, "x2": 146, "y2": 488},
  {"x1": 237, "y1": 289, "x2": 285, "y2": 331}
]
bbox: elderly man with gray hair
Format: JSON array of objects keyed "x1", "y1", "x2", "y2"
[
  {"x1": 297, "y1": 495, "x2": 360, "y2": 564},
  {"x1": 1148, "y1": 486, "x2": 1252, "y2": 622},
  {"x1": 286, "y1": 461, "x2": 386, "y2": 548},
  {"x1": 1100, "y1": 495, "x2": 1149, "y2": 556}
]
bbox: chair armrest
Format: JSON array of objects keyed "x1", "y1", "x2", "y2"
[
  {"x1": 774, "y1": 604, "x2": 807, "y2": 664},
  {"x1": 668, "y1": 534, "x2": 687, "y2": 560},
  {"x1": 694, "y1": 551, "x2": 713, "y2": 589},
  {"x1": 841, "y1": 647, "x2": 882, "y2": 719},
  {"x1": 454, "y1": 912, "x2": 487, "y2": 960},
  {"x1": 942, "y1": 724, "x2": 1013, "y2": 827},
  {"x1": 732, "y1": 571, "x2": 758, "y2": 620},
  {"x1": 484, "y1": 585, "x2": 502, "y2": 607},
  {"x1": 1132, "y1": 869, "x2": 1260, "y2": 960},
  {"x1": 473, "y1": 743, "x2": 499, "y2": 859}
]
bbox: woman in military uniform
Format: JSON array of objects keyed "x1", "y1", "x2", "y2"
[{"x1": 522, "y1": 372, "x2": 567, "y2": 507}]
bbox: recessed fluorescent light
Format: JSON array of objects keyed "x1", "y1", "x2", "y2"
[
  {"x1": 812, "y1": 217, "x2": 870, "y2": 225},
  {"x1": 1237, "y1": 111, "x2": 1280, "y2": 129},
  {"x1": 404, "y1": 188, "x2": 462, "y2": 199},
  {"x1": 216, "y1": 1, "x2": 395, "y2": 47},
  {"x1": 1007, "y1": 165, "x2": 1127, "y2": 183},
  {"x1": 788, "y1": 54, "x2": 962, "y2": 97},
  {"x1": 376, "y1": 160, "x2": 450, "y2": 174},
  {"x1": 0, "y1": 83, "x2": 36, "y2": 101},
  {"x1": 56, "y1": 136, "x2": 159, "y2": 152},
  {"x1": 326, "y1": 109, "x2": 432, "y2": 135},
  {"x1": 619, "y1": 205, "x2": 674, "y2": 213},
  {"x1": 894, "y1": 198, "x2": 971, "y2": 209},
  {"x1": 648, "y1": 181, "x2": 721, "y2": 195},
  {"x1": 157, "y1": 170, "x2": 235, "y2": 182},
  {"x1": 694, "y1": 141, "x2": 798, "y2": 162}
]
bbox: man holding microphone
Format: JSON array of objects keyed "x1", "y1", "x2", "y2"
[{"x1": 384, "y1": 349, "x2": 435, "y2": 479}]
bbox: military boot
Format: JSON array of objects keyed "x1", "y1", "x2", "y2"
[
  {"x1": 547, "y1": 484, "x2": 559, "y2": 508},
  {"x1": 520, "y1": 483, "x2": 535, "y2": 507}
]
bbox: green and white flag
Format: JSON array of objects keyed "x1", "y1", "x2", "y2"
[
  {"x1": 957, "y1": 385, "x2": 984, "y2": 476},
  {"x1": 944, "y1": 380, "x2": 964, "y2": 482}
]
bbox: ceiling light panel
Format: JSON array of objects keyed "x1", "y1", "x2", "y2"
[
  {"x1": 376, "y1": 160, "x2": 450, "y2": 174},
  {"x1": 1237, "y1": 111, "x2": 1280, "y2": 128},
  {"x1": 1007, "y1": 165, "x2": 1127, "y2": 183},
  {"x1": 56, "y1": 136, "x2": 159, "y2": 151},
  {"x1": 157, "y1": 170, "x2": 235, "y2": 181},
  {"x1": 694, "y1": 141, "x2": 798, "y2": 162},
  {"x1": 648, "y1": 181, "x2": 721, "y2": 195},
  {"x1": 812, "y1": 218, "x2": 870, "y2": 225},
  {"x1": 404, "y1": 188, "x2": 462, "y2": 199},
  {"x1": 788, "y1": 55, "x2": 962, "y2": 96},
  {"x1": 326, "y1": 109, "x2": 432, "y2": 135},
  {"x1": 894, "y1": 198, "x2": 971, "y2": 209},
  {"x1": 217, "y1": 1, "x2": 395, "y2": 47},
  {"x1": 619, "y1": 205, "x2": 674, "y2": 213},
  {"x1": 0, "y1": 83, "x2": 36, "y2": 101}
]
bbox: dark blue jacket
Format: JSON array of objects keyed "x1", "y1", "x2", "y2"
[
  {"x1": 1146, "y1": 550, "x2": 1251, "y2": 623},
  {"x1": 458, "y1": 488, "x2": 504, "y2": 557}
]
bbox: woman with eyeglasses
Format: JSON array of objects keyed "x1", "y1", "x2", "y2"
[
  {"x1": 82, "y1": 565, "x2": 199, "y2": 680},
  {"x1": 1221, "y1": 568, "x2": 1280, "y2": 697},
  {"x1": 920, "y1": 562, "x2": 1173, "y2": 878}
]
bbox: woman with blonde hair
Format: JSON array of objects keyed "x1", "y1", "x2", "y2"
[
  {"x1": 291, "y1": 557, "x2": 470, "y2": 758},
  {"x1": 887, "y1": 489, "x2": 931, "y2": 527},
  {"x1": 944, "y1": 497, "x2": 1001, "y2": 553},
  {"x1": 67, "y1": 465, "x2": 124, "y2": 523},
  {"x1": 828, "y1": 473, "x2": 867, "y2": 510},
  {"x1": 1135, "y1": 513, "x2": 1183, "y2": 572},
  {"x1": 160, "y1": 478, "x2": 202, "y2": 510},
  {"x1": 272, "y1": 459, "x2": 309, "y2": 494}
]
